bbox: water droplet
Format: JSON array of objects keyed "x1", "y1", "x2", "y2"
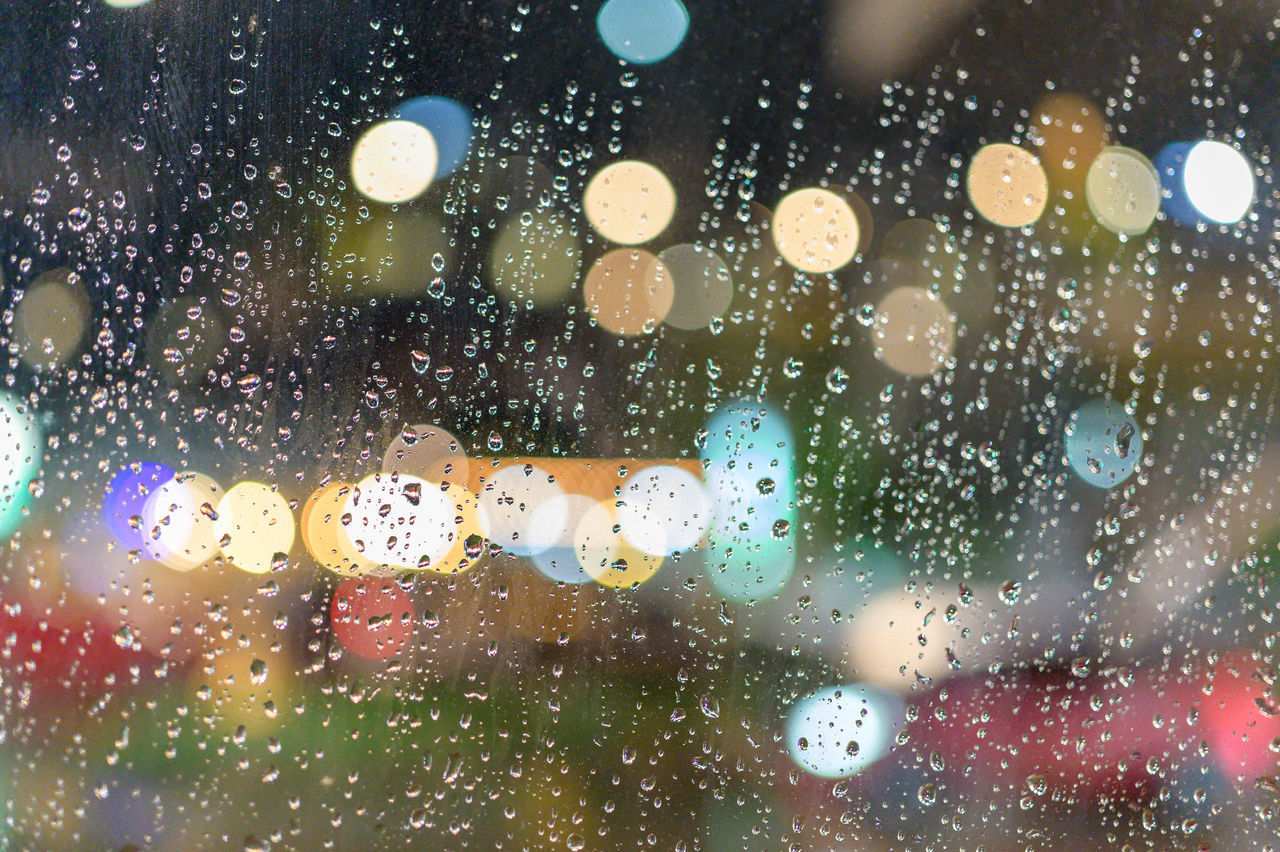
[
  {"x1": 249, "y1": 658, "x2": 268, "y2": 685},
  {"x1": 825, "y1": 365, "x2": 848, "y2": 394}
]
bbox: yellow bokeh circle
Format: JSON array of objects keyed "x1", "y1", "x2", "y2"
[{"x1": 771, "y1": 188, "x2": 860, "y2": 273}]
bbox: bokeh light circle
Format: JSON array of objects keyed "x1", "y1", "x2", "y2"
[
  {"x1": 0, "y1": 393, "x2": 42, "y2": 538},
  {"x1": 657, "y1": 243, "x2": 734, "y2": 330},
  {"x1": 302, "y1": 482, "x2": 379, "y2": 576},
  {"x1": 574, "y1": 501, "x2": 663, "y2": 588},
  {"x1": 344, "y1": 473, "x2": 455, "y2": 570},
  {"x1": 1184, "y1": 140, "x2": 1254, "y2": 224},
  {"x1": 1154, "y1": 142, "x2": 1199, "y2": 225},
  {"x1": 872, "y1": 287, "x2": 956, "y2": 377},
  {"x1": 583, "y1": 160, "x2": 676, "y2": 245},
  {"x1": 785, "y1": 684, "x2": 902, "y2": 778},
  {"x1": 966, "y1": 143, "x2": 1049, "y2": 228},
  {"x1": 477, "y1": 464, "x2": 564, "y2": 556},
  {"x1": 847, "y1": 590, "x2": 961, "y2": 687},
  {"x1": 597, "y1": 0, "x2": 690, "y2": 64},
  {"x1": 701, "y1": 402, "x2": 797, "y2": 604},
  {"x1": 1064, "y1": 399, "x2": 1142, "y2": 489},
  {"x1": 1030, "y1": 92, "x2": 1109, "y2": 193},
  {"x1": 141, "y1": 471, "x2": 223, "y2": 570},
  {"x1": 583, "y1": 248, "x2": 674, "y2": 336},
  {"x1": 527, "y1": 493, "x2": 597, "y2": 584},
  {"x1": 102, "y1": 462, "x2": 175, "y2": 551},
  {"x1": 390, "y1": 96, "x2": 472, "y2": 178},
  {"x1": 214, "y1": 481, "x2": 296, "y2": 574},
  {"x1": 616, "y1": 464, "x2": 710, "y2": 555},
  {"x1": 770, "y1": 188, "x2": 859, "y2": 273},
  {"x1": 488, "y1": 210, "x2": 582, "y2": 309},
  {"x1": 350, "y1": 120, "x2": 438, "y2": 204},
  {"x1": 322, "y1": 210, "x2": 455, "y2": 297},
  {"x1": 382, "y1": 423, "x2": 469, "y2": 487},
  {"x1": 330, "y1": 576, "x2": 415, "y2": 660},
  {"x1": 1084, "y1": 146, "x2": 1161, "y2": 235},
  {"x1": 13, "y1": 268, "x2": 88, "y2": 369}
]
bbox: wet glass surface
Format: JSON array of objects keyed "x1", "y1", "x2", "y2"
[{"x1": 2, "y1": 1, "x2": 1279, "y2": 849}]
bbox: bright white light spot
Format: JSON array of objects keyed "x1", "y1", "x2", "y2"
[
  {"x1": 350, "y1": 120, "x2": 438, "y2": 205},
  {"x1": 477, "y1": 465, "x2": 564, "y2": 556},
  {"x1": 142, "y1": 472, "x2": 222, "y2": 570},
  {"x1": 785, "y1": 684, "x2": 902, "y2": 778},
  {"x1": 1184, "y1": 140, "x2": 1254, "y2": 224},
  {"x1": 527, "y1": 493, "x2": 597, "y2": 584},
  {"x1": 616, "y1": 465, "x2": 710, "y2": 555},
  {"x1": 574, "y1": 501, "x2": 663, "y2": 588},
  {"x1": 345, "y1": 473, "x2": 454, "y2": 569}
]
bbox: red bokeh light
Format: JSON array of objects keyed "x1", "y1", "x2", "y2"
[{"x1": 329, "y1": 576, "x2": 415, "y2": 660}]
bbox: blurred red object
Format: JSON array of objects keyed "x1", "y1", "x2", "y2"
[
  {"x1": 0, "y1": 596, "x2": 152, "y2": 701},
  {"x1": 329, "y1": 576, "x2": 415, "y2": 660},
  {"x1": 910, "y1": 650, "x2": 1280, "y2": 796}
]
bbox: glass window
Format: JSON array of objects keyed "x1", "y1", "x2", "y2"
[{"x1": 2, "y1": 1, "x2": 1278, "y2": 849}]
